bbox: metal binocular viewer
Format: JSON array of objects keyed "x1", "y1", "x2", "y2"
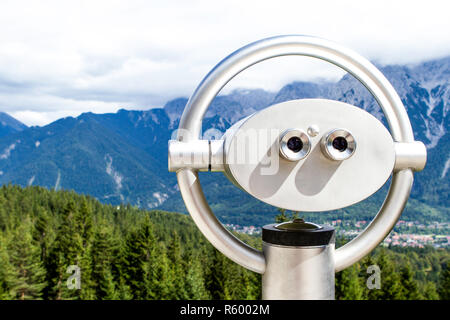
[{"x1": 168, "y1": 35, "x2": 427, "y2": 299}]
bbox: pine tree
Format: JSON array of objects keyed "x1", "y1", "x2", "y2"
[
  {"x1": 100, "y1": 269, "x2": 120, "y2": 300},
  {"x1": 119, "y1": 216, "x2": 160, "y2": 299},
  {"x1": 116, "y1": 277, "x2": 133, "y2": 300},
  {"x1": 7, "y1": 221, "x2": 47, "y2": 300},
  {"x1": 399, "y1": 263, "x2": 422, "y2": 300},
  {"x1": 438, "y1": 263, "x2": 450, "y2": 300},
  {"x1": 75, "y1": 201, "x2": 95, "y2": 299},
  {"x1": 367, "y1": 250, "x2": 403, "y2": 300},
  {"x1": 76, "y1": 200, "x2": 93, "y2": 247},
  {"x1": 359, "y1": 254, "x2": 377, "y2": 299},
  {"x1": 0, "y1": 206, "x2": 9, "y2": 231},
  {"x1": 184, "y1": 251, "x2": 210, "y2": 299},
  {"x1": 245, "y1": 270, "x2": 261, "y2": 300},
  {"x1": 32, "y1": 207, "x2": 52, "y2": 265},
  {"x1": 422, "y1": 282, "x2": 439, "y2": 300},
  {"x1": 166, "y1": 232, "x2": 187, "y2": 299},
  {"x1": 275, "y1": 208, "x2": 289, "y2": 223},
  {"x1": 204, "y1": 248, "x2": 226, "y2": 299},
  {"x1": 145, "y1": 243, "x2": 171, "y2": 299},
  {"x1": 0, "y1": 235, "x2": 15, "y2": 299},
  {"x1": 275, "y1": 208, "x2": 300, "y2": 223},
  {"x1": 336, "y1": 264, "x2": 365, "y2": 300},
  {"x1": 223, "y1": 262, "x2": 249, "y2": 300},
  {"x1": 78, "y1": 244, "x2": 95, "y2": 299},
  {"x1": 46, "y1": 200, "x2": 84, "y2": 300},
  {"x1": 91, "y1": 225, "x2": 120, "y2": 299}
]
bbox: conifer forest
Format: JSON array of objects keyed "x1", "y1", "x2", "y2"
[{"x1": 0, "y1": 185, "x2": 448, "y2": 300}]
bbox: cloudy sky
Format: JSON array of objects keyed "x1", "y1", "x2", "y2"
[{"x1": 1, "y1": 0, "x2": 449, "y2": 126}]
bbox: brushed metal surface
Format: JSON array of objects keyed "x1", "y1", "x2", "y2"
[
  {"x1": 394, "y1": 141, "x2": 427, "y2": 171},
  {"x1": 168, "y1": 139, "x2": 225, "y2": 172},
  {"x1": 224, "y1": 99, "x2": 395, "y2": 212},
  {"x1": 168, "y1": 140, "x2": 210, "y2": 171},
  {"x1": 262, "y1": 243, "x2": 335, "y2": 300},
  {"x1": 210, "y1": 139, "x2": 225, "y2": 171}
]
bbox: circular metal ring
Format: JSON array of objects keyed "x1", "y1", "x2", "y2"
[
  {"x1": 279, "y1": 129, "x2": 311, "y2": 161},
  {"x1": 320, "y1": 128, "x2": 356, "y2": 161},
  {"x1": 176, "y1": 35, "x2": 415, "y2": 274}
]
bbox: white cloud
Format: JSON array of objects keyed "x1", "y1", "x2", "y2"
[
  {"x1": 1, "y1": 92, "x2": 130, "y2": 126},
  {"x1": 0, "y1": 0, "x2": 449, "y2": 126}
]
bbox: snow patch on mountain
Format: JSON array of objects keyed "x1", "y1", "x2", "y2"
[
  {"x1": 167, "y1": 114, "x2": 179, "y2": 128},
  {"x1": 0, "y1": 141, "x2": 18, "y2": 159},
  {"x1": 424, "y1": 86, "x2": 438, "y2": 110},
  {"x1": 105, "y1": 154, "x2": 124, "y2": 194},
  {"x1": 422, "y1": 113, "x2": 446, "y2": 148},
  {"x1": 153, "y1": 192, "x2": 168, "y2": 205},
  {"x1": 146, "y1": 192, "x2": 169, "y2": 208},
  {"x1": 54, "y1": 171, "x2": 61, "y2": 191},
  {"x1": 442, "y1": 157, "x2": 450, "y2": 179},
  {"x1": 150, "y1": 112, "x2": 160, "y2": 124},
  {"x1": 28, "y1": 175, "x2": 35, "y2": 186}
]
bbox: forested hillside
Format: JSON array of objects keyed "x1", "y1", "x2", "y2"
[{"x1": 0, "y1": 185, "x2": 448, "y2": 300}]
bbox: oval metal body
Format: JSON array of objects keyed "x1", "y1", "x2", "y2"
[{"x1": 223, "y1": 99, "x2": 395, "y2": 212}]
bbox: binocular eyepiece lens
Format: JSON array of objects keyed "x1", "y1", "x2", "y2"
[
  {"x1": 279, "y1": 129, "x2": 311, "y2": 161},
  {"x1": 321, "y1": 128, "x2": 356, "y2": 161},
  {"x1": 332, "y1": 136, "x2": 348, "y2": 152},
  {"x1": 287, "y1": 136, "x2": 303, "y2": 153}
]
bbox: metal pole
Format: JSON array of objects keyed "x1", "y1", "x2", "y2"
[{"x1": 261, "y1": 221, "x2": 335, "y2": 300}]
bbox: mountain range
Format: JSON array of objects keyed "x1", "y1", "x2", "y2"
[
  {"x1": 0, "y1": 56, "x2": 449, "y2": 226},
  {"x1": 0, "y1": 112, "x2": 27, "y2": 138}
]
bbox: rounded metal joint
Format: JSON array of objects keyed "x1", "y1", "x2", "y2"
[
  {"x1": 320, "y1": 128, "x2": 356, "y2": 161},
  {"x1": 279, "y1": 128, "x2": 311, "y2": 161},
  {"x1": 394, "y1": 141, "x2": 427, "y2": 172}
]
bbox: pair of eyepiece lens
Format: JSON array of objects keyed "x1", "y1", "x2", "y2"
[{"x1": 279, "y1": 128, "x2": 356, "y2": 161}]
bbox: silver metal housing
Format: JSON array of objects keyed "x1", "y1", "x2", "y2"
[
  {"x1": 172, "y1": 35, "x2": 426, "y2": 275},
  {"x1": 262, "y1": 243, "x2": 335, "y2": 300},
  {"x1": 394, "y1": 141, "x2": 427, "y2": 172},
  {"x1": 222, "y1": 99, "x2": 395, "y2": 212},
  {"x1": 168, "y1": 139, "x2": 225, "y2": 172},
  {"x1": 168, "y1": 140, "x2": 209, "y2": 172}
]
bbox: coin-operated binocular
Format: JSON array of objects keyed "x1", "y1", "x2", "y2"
[{"x1": 168, "y1": 35, "x2": 426, "y2": 299}]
